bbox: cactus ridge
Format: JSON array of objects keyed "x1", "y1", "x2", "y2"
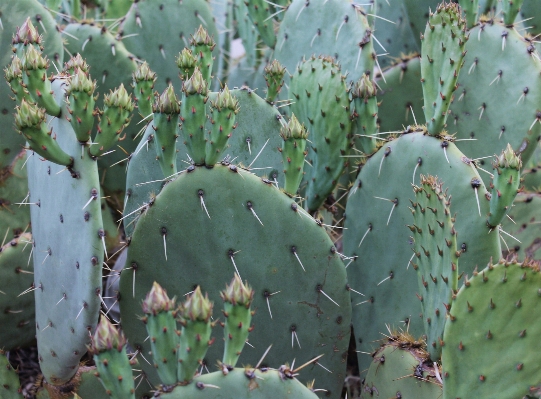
[{"x1": 410, "y1": 174, "x2": 459, "y2": 360}]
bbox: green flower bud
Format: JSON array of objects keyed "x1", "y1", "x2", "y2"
[
  {"x1": 64, "y1": 54, "x2": 90, "y2": 74},
  {"x1": 142, "y1": 281, "x2": 176, "y2": 315},
  {"x1": 4, "y1": 56, "x2": 23, "y2": 82},
  {"x1": 176, "y1": 48, "x2": 197, "y2": 80},
  {"x1": 351, "y1": 74, "x2": 377, "y2": 99},
  {"x1": 12, "y1": 18, "x2": 42, "y2": 47},
  {"x1": 190, "y1": 25, "x2": 216, "y2": 49},
  {"x1": 183, "y1": 67, "x2": 208, "y2": 96},
  {"x1": 280, "y1": 114, "x2": 308, "y2": 140},
  {"x1": 22, "y1": 45, "x2": 49, "y2": 71},
  {"x1": 264, "y1": 59, "x2": 286, "y2": 81},
  {"x1": 153, "y1": 85, "x2": 180, "y2": 114},
  {"x1": 181, "y1": 286, "x2": 213, "y2": 322},
  {"x1": 496, "y1": 143, "x2": 522, "y2": 170},
  {"x1": 133, "y1": 61, "x2": 156, "y2": 83},
  {"x1": 211, "y1": 85, "x2": 239, "y2": 112},
  {"x1": 221, "y1": 275, "x2": 254, "y2": 307},
  {"x1": 14, "y1": 99, "x2": 46, "y2": 130},
  {"x1": 104, "y1": 84, "x2": 134, "y2": 112},
  {"x1": 67, "y1": 68, "x2": 96, "y2": 96},
  {"x1": 91, "y1": 316, "x2": 127, "y2": 353}
]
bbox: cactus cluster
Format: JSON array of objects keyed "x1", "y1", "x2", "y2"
[{"x1": 3, "y1": 1, "x2": 541, "y2": 399}]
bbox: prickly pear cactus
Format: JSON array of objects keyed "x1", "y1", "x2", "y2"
[
  {"x1": 501, "y1": 193, "x2": 541, "y2": 260},
  {"x1": 62, "y1": 22, "x2": 140, "y2": 197},
  {"x1": 289, "y1": 56, "x2": 352, "y2": 212},
  {"x1": 0, "y1": 349, "x2": 23, "y2": 399},
  {"x1": 275, "y1": 0, "x2": 375, "y2": 83},
  {"x1": 360, "y1": 332, "x2": 442, "y2": 398},
  {"x1": 0, "y1": 233, "x2": 35, "y2": 350},
  {"x1": 123, "y1": 88, "x2": 285, "y2": 237},
  {"x1": 118, "y1": 0, "x2": 218, "y2": 93},
  {"x1": 410, "y1": 175, "x2": 459, "y2": 360},
  {"x1": 442, "y1": 259, "x2": 541, "y2": 399},
  {"x1": 420, "y1": 2, "x2": 468, "y2": 136},
  {"x1": 449, "y1": 18, "x2": 541, "y2": 168},
  {"x1": 159, "y1": 368, "x2": 319, "y2": 399},
  {"x1": 26, "y1": 78, "x2": 106, "y2": 385},
  {"x1": 0, "y1": 7, "x2": 63, "y2": 169},
  {"x1": 377, "y1": 54, "x2": 424, "y2": 133},
  {"x1": 119, "y1": 164, "x2": 351, "y2": 398},
  {"x1": 343, "y1": 131, "x2": 501, "y2": 373}
]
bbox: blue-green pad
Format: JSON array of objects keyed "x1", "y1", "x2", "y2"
[{"x1": 27, "y1": 80, "x2": 104, "y2": 385}]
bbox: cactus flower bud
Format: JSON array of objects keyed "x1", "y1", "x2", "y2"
[
  {"x1": 211, "y1": 85, "x2": 239, "y2": 113},
  {"x1": 180, "y1": 286, "x2": 213, "y2": 322},
  {"x1": 21, "y1": 45, "x2": 49, "y2": 71},
  {"x1": 351, "y1": 74, "x2": 378, "y2": 99},
  {"x1": 142, "y1": 282, "x2": 176, "y2": 315},
  {"x1": 104, "y1": 84, "x2": 134, "y2": 112},
  {"x1": 91, "y1": 316, "x2": 127, "y2": 353},
  {"x1": 64, "y1": 54, "x2": 90, "y2": 74},
  {"x1": 221, "y1": 275, "x2": 254, "y2": 307},
  {"x1": 280, "y1": 114, "x2": 308, "y2": 140},
  {"x1": 4, "y1": 56, "x2": 23, "y2": 82},
  {"x1": 495, "y1": 143, "x2": 522, "y2": 170},
  {"x1": 153, "y1": 85, "x2": 180, "y2": 114},
  {"x1": 176, "y1": 48, "x2": 197, "y2": 81},
  {"x1": 182, "y1": 67, "x2": 208, "y2": 96},
  {"x1": 12, "y1": 18, "x2": 42, "y2": 47},
  {"x1": 190, "y1": 25, "x2": 216, "y2": 49},
  {"x1": 67, "y1": 68, "x2": 96, "y2": 96},
  {"x1": 133, "y1": 61, "x2": 156, "y2": 83},
  {"x1": 14, "y1": 99, "x2": 45, "y2": 129}
]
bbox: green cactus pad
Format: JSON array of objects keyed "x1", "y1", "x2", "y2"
[
  {"x1": 119, "y1": 164, "x2": 351, "y2": 397},
  {"x1": 501, "y1": 193, "x2": 541, "y2": 261},
  {"x1": 0, "y1": 233, "x2": 35, "y2": 350},
  {"x1": 27, "y1": 80, "x2": 104, "y2": 385},
  {"x1": 410, "y1": 175, "x2": 459, "y2": 360},
  {"x1": 118, "y1": 0, "x2": 218, "y2": 93},
  {"x1": 343, "y1": 131, "x2": 500, "y2": 374},
  {"x1": 360, "y1": 333, "x2": 442, "y2": 399},
  {"x1": 351, "y1": 74, "x2": 378, "y2": 155},
  {"x1": 0, "y1": 151, "x2": 31, "y2": 240},
  {"x1": 289, "y1": 56, "x2": 352, "y2": 212},
  {"x1": 442, "y1": 259, "x2": 541, "y2": 399},
  {"x1": 123, "y1": 88, "x2": 284, "y2": 238},
  {"x1": 487, "y1": 144, "x2": 522, "y2": 227},
  {"x1": 158, "y1": 367, "x2": 318, "y2": 399},
  {"x1": 0, "y1": 349, "x2": 23, "y2": 399},
  {"x1": 377, "y1": 54, "x2": 424, "y2": 134},
  {"x1": 275, "y1": 0, "x2": 374, "y2": 83},
  {"x1": 449, "y1": 19, "x2": 541, "y2": 169},
  {"x1": 420, "y1": 2, "x2": 468, "y2": 136}
]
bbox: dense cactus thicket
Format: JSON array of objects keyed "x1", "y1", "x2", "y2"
[{"x1": 2, "y1": 1, "x2": 541, "y2": 398}]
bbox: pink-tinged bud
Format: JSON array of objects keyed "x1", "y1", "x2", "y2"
[
  {"x1": 142, "y1": 282, "x2": 176, "y2": 315},
  {"x1": 181, "y1": 286, "x2": 213, "y2": 322},
  {"x1": 221, "y1": 274, "x2": 254, "y2": 306},
  {"x1": 91, "y1": 316, "x2": 126, "y2": 353}
]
